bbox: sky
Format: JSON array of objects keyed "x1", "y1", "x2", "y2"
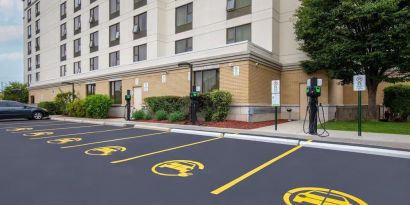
[{"x1": 0, "y1": 0, "x2": 24, "y2": 88}]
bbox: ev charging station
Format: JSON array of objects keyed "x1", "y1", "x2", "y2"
[
  {"x1": 125, "y1": 89, "x2": 132, "y2": 121},
  {"x1": 303, "y1": 77, "x2": 329, "y2": 137},
  {"x1": 190, "y1": 86, "x2": 199, "y2": 125}
]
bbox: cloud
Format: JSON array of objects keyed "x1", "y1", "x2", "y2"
[
  {"x1": 0, "y1": 25, "x2": 22, "y2": 43},
  {"x1": 0, "y1": 0, "x2": 23, "y2": 25},
  {"x1": 0, "y1": 0, "x2": 14, "y2": 10},
  {"x1": 0, "y1": 52, "x2": 23, "y2": 61}
]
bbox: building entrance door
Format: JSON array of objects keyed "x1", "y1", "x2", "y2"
[{"x1": 133, "y1": 87, "x2": 142, "y2": 110}]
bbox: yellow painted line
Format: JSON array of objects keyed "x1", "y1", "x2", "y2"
[
  {"x1": 13, "y1": 124, "x2": 102, "y2": 133},
  {"x1": 210, "y1": 140, "x2": 313, "y2": 195},
  {"x1": 111, "y1": 137, "x2": 223, "y2": 164},
  {"x1": 30, "y1": 127, "x2": 134, "y2": 140},
  {"x1": 0, "y1": 122, "x2": 79, "y2": 130},
  {"x1": 61, "y1": 132, "x2": 167, "y2": 149}
]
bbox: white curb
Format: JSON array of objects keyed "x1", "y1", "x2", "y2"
[
  {"x1": 64, "y1": 119, "x2": 84, "y2": 123},
  {"x1": 170, "y1": 129, "x2": 223, "y2": 137},
  {"x1": 134, "y1": 125, "x2": 170, "y2": 132},
  {"x1": 224, "y1": 134, "x2": 299, "y2": 146},
  {"x1": 103, "y1": 122, "x2": 127, "y2": 127},
  {"x1": 82, "y1": 120, "x2": 105, "y2": 125},
  {"x1": 299, "y1": 141, "x2": 410, "y2": 159},
  {"x1": 51, "y1": 117, "x2": 65, "y2": 121}
]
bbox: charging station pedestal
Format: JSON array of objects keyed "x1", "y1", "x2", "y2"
[
  {"x1": 306, "y1": 78, "x2": 322, "y2": 135},
  {"x1": 190, "y1": 86, "x2": 199, "y2": 125},
  {"x1": 125, "y1": 90, "x2": 132, "y2": 121}
]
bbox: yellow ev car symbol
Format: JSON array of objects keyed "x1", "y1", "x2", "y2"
[
  {"x1": 47, "y1": 138, "x2": 82, "y2": 145},
  {"x1": 84, "y1": 146, "x2": 127, "y2": 156},
  {"x1": 283, "y1": 187, "x2": 368, "y2": 205},
  {"x1": 23, "y1": 132, "x2": 54, "y2": 137},
  {"x1": 151, "y1": 160, "x2": 205, "y2": 177},
  {"x1": 6, "y1": 127, "x2": 33, "y2": 132}
]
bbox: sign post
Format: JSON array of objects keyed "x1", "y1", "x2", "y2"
[
  {"x1": 353, "y1": 75, "x2": 366, "y2": 136},
  {"x1": 272, "y1": 80, "x2": 281, "y2": 131}
]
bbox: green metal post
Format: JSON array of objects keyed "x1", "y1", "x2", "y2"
[
  {"x1": 275, "y1": 106, "x2": 278, "y2": 131},
  {"x1": 358, "y1": 91, "x2": 362, "y2": 136}
]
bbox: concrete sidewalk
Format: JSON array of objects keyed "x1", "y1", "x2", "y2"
[{"x1": 50, "y1": 116, "x2": 410, "y2": 150}]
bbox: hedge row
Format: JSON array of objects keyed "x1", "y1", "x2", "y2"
[{"x1": 384, "y1": 85, "x2": 410, "y2": 121}]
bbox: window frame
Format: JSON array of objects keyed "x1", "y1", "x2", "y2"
[
  {"x1": 133, "y1": 44, "x2": 147, "y2": 62},
  {"x1": 35, "y1": 54, "x2": 40, "y2": 68},
  {"x1": 27, "y1": 25, "x2": 32, "y2": 39},
  {"x1": 60, "y1": 65, "x2": 67, "y2": 77},
  {"x1": 86, "y1": 84, "x2": 96, "y2": 96},
  {"x1": 90, "y1": 56, "x2": 98, "y2": 71},
  {"x1": 74, "y1": 61, "x2": 82, "y2": 74},
  {"x1": 35, "y1": 37, "x2": 40, "y2": 51},
  {"x1": 193, "y1": 69, "x2": 220, "y2": 93},
  {"x1": 109, "y1": 0, "x2": 120, "y2": 19},
  {"x1": 35, "y1": 2, "x2": 40, "y2": 16},
  {"x1": 28, "y1": 58, "x2": 32, "y2": 71},
  {"x1": 109, "y1": 23, "x2": 120, "y2": 47},
  {"x1": 74, "y1": 38, "x2": 81, "y2": 57},
  {"x1": 90, "y1": 31, "x2": 99, "y2": 53},
  {"x1": 28, "y1": 41, "x2": 32, "y2": 55},
  {"x1": 109, "y1": 51, "x2": 120, "y2": 67},
  {"x1": 60, "y1": 2, "x2": 67, "y2": 20},
  {"x1": 226, "y1": 23, "x2": 251, "y2": 44},
  {"x1": 60, "y1": 44, "x2": 67, "y2": 61},
  {"x1": 109, "y1": 80, "x2": 122, "y2": 105},
  {"x1": 74, "y1": 0, "x2": 82, "y2": 12},
  {"x1": 27, "y1": 8, "x2": 32, "y2": 22},
  {"x1": 133, "y1": 12, "x2": 147, "y2": 40},
  {"x1": 175, "y1": 3, "x2": 193, "y2": 33},
  {"x1": 74, "y1": 15, "x2": 82, "y2": 35},
  {"x1": 134, "y1": 0, "x2": 147, "y2": 10},
  {"x1": 35, "y1": 19, "x2": 40, "y2": 34},
  {"x1": 175, "y1": 37, "x2": 193, "y2": 54},
  {"x1": 226, "y1": 0, "x2": 252, "y2": 20},
  {"x1": 35, "y1": 72, "x2": 40, "y2": 82},
  {"x1": 60, "y1": 23, "x2": 67, "y2": 40},
  {"x1": 89, "y1": 6, "x2": 99, "y2": 28}
]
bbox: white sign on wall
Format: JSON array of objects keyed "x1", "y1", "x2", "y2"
[
  {"x1": 353, "y1": 75, "x2": 366, "y2": 91},
  {"x1": 271, "y1": 80, "x2": 280, "y2": 107}
]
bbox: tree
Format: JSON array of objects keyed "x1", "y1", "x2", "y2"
[
  {"x1": 3, "y1": 82, "x2": 29, "y2": 103},
  {"x1": 294, "y1": 0, "x2": 410, "y2": 119}
]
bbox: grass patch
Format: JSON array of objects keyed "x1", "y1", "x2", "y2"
[{"x1": 324, "y1": 121, "x2": 410, "y2": 135}]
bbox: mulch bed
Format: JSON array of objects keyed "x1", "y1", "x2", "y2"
[{"x1": 135, "y1": 119, "x2": 288, "y2": 130}]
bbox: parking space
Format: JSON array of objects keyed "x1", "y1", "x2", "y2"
[{"x1": 0, "y1": 120, "x2": 409, "y2": 205}]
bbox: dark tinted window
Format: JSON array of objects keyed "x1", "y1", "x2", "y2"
[{"x1": 7, "y1": 101, "x2": 25, "y2": 107}]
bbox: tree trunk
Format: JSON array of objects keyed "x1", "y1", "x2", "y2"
[{"x1": 367, "y1": 83, "x2": 379, "y2": 120}]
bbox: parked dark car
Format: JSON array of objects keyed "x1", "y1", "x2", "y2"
[{"x1": 0, "y1": 100, "x2": 49, "y2": 120}]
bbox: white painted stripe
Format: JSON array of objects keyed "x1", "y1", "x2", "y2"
[
  {"x1": 224, "y1": 134, "x2": 299, "y2": 146},
  {"x1": 170, "y1": 129, "x2": 223, "y2": 137},
  {"x1": 300, "y1": 141, "x2": 410, "y2": 159},
  {"x1": 134, "y1": 125, "x2": 170, "y2": 132}
]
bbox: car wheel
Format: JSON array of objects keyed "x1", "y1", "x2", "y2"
[{"x1": 32, "y1": 111, "x2": 43, "y2": 120}]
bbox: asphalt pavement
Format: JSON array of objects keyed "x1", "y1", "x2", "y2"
[{"x1": 0, "y1": 119, "x2": 408, "y2": 205}]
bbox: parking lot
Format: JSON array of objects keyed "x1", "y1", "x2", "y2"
[{"x1": 0, "y1": 119, "x2": 409, "y2": 205}]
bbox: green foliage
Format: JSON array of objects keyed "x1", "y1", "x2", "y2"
[
  {"x1": 294, "y1": 0, "x2": 410, "y2": 119},
  {"x1": 155, "y1": 110, "x2": 168, "y2": 121},
  {"x1": 384, "y1": 85, "x2": 410, "y2": 121},
  {"x1": 143, "y1": 112, "x2": 152, "y2": 120},
  {"x1": 37, "y1": 101, "x2": 58, "y2": 115},
  {"x1": 83, "y1": 94, "x2": 112, "y2": 119},
  {"x1": 199, "y1": 90, "x2": 233, "y2": 122},
  {"x1": 169, "y1": 111, "x2": 186, "y2": 122},
  {"x1": 0, "y1": 92, "x2": 3, "y2": 100},
  {"x1": 54, "y1": 92, "x2": 74, "y2": 115},
  {"x1": 66, "y1": 99, "x2": 86, "y2": 117},
  {"x1": 145, "y1": 96, "x2": 189, "y2": 115},
  {"x1": 3, "y1": 82, "x2": 28, "y2": 103},
  {"x1": 132, "y1": 110, "x2": 146, "y2": 120}
]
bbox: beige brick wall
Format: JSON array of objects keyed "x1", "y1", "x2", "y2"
[
  {"x1": 248, "y1": 62, "x2": 281, "y2": 105},
  {"x1": 219, "y1": 61, "x2": 250, "y2": 104}
]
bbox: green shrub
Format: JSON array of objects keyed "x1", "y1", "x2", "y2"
[
  {"x1": 145, "y1": 96, "x2": 189, "y2": 115},
  {"x1": 198, "y1": 90, "x2": 233, "y2": 122},
  {"x1": 132, "y1": 110, "x2": 145, "y2": 120},
  {"x1": 155, "y1": 110, "x2": 168, "y2": 121},
  {"x1": 66, "y1": 99, "x2": 86, "y2": 117},
  {"x1": 143, "y1": 112, "x2": 152, "y2": 120},
  {"x1": 37, "y1": 101, "x2": 58, "y2": 115},
  {"x1": 55, "y1": 92, "x2": 74, "y2": 115},
  {"x1": 83, "y1": 94, "x2": 112, "y2": 119},
  {"x1": 384, "y1": 85, "x2": 410, "y2": 121},
  {"x1": 169, "y1": 112, "x2": 186, "y2": 122}
]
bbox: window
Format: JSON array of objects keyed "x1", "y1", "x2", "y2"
[
  {"x1": 27, "y1": 0, "x2": 32, "y2": 6},
  {"x1": 35, "y1": 20, "x2": 40, "y2": 34},
  {"x1": 143, "y1": 82, "x2": 148, "y2": 92},
  {"x1": 175, "y1": 3, "x2": 193, "y2": 33},
  {"x1": 60, "y1": 2, "x2": 67, "y2": 20},
  {"x1": 109, "y1": 0, "x2": 120, "y2": 19},
  {"x1": 35, "y1": 54, "x2": 40, "y2": 68},
  {"x1": 226, "y1": 0, "x2": 251, "y2": 19},
  {"x1": 27, "y1": 8, "x2": 31, "y2": 22},
  {"x1": 133, "y1": 12, "x2": 147, "y2": 39},
  {"x1": 30, "y1": 96, "x2": 35, "y2": 104},
  {"x1": 60, "y1": 65, "x2": 67, "y2": 77},
  {"x1": 110, "y1": 80, "x2": 122, "y2": 104},
  {"x1": 134, "y1": 0, "x2": 147, "y2": 9},
  {"x1": 109, "y1": 23, "x2": 120, "y2": 47},
  {"x1": 35, "y1": 72, "x2": 40, "y2": 82},
  {"x1": 60, "y1": 44, "x2": 67, "y2": 61},
  {"x1": 109, "y1": 51, "x2": 120, "y2": 67},
  {"x1": 175, "y1": 37, "x2": 193, "y2": 54},
  {"x1": 74, "y1": 0, "x2": 81, "y2": 12},
  {"x1": 28, "y1": 74, "x2": 32, "y2": 85},
  {"x1": 227, "y1": 24, "x2": 251, "y2": 44},
  {"x1": 91, "y1": 0, "x2": 97, "y2": 4},
  {"x1": 35, "y1": 37, "x2": 40, "y2": 51},
  {"x1": 74, "y1": 38, "x2": 81, "y2": 57},
  {"x1": 86, "y1": 84, "x2": 96, "y2": 96},
  {"x1": 194, "y1": 69, "x2": 219, "y2": 93},
  {"x1": 74, "y1": 15, "x2": 81, "y2": 34},
  {"x1": 28, "y1": 42, "x2": 32, "y2": 55},
  {"x1": 27, "y1": 25, "x2": 32, "y2": 38},
  {"x1": 28, "y1": 58, "x2": 32, "y2": 71},
  {"x1": 74, "y1": 61, "x2": 81, "y2": 74},
  {"x1": 133, "y1": 44, "x2": 147, "y2": 62},
  {"x1": 35, "y1": 2, "x2": 40, "y2": 16},
  {"x1": 60, "y1": 23, "x2": 67, "y2": 40},
  {"x1": 90, "y1": 31, "x2": 99, "y2": 52},
  {"x1": 89, "y1": 6, "x2": 99, "y2": 28},
  {"x1": 90, "y1": 56, "x2": 98, "y2": 71}
]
